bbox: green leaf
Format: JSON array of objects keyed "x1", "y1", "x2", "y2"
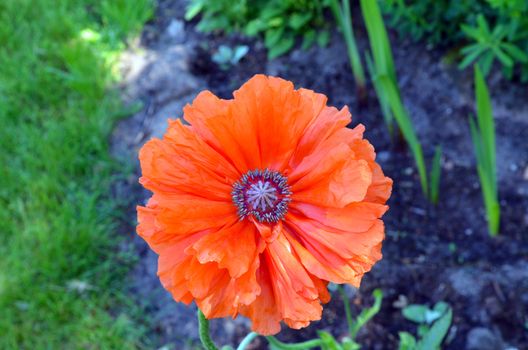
[
  {"x1": 429, "y1": 146, "x2": 442, "y2": 204},
  {"x1": 318, "y1": 331, "x2": 343, "y2": 350},
  {"x1": 302, "y1": 30, "x2": 316, "y2": 50},
  {"x1": 265, "y1": 27, "x2": 284, "y2": 48},
  {"x1": 478, "y1": 51, "x2": 495, "y2": 76},
  {"x1": 289, "y1": 13, "x2": 312, "y2": 30},
  {"x1": 341, "y1": 338, "x2": 361, "y2": 350},
  {"x1": 459, "y1": 45, "x2": 486, "y2": 70},
  {"x1": 501, "y1": 43, "x2": 528, "y2": 63},
  {"x1": 244, "y1": 19, "x2": 265, "y2": 36},
  {"x1": 184, "y1": 1, "x2": 203, "y2": 21},
  {"x1": 417, "y1": 307, "x2": 452, "y2": 349},
  {"x1": 378, "y1": 75, "x2": 428, "y2": 195},
  {"x1": 402, "y1": 304, "x2": 429, "y2": 323},
  {"x1": 471, "y1": 65, "x2": 500, "y2": 236},
  {"x1": 398, "y1": 332, "x2": 417, "y2": 350},
  {"x1": 492, "y1": 46, "x2": 513, "y2": 67},
  {"x1": 267, "y1": 35, "x2": 294, "y2": 59},
  {"x1": 317, "y1": 29, "x2": 330, "y2": 47}
]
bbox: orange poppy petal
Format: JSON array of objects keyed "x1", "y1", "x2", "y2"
[
  {"x1": 284, "y1": 214, "x2": 385, "y2": 286},
  {"x1": 289, "y1": 105, "x2": 352, "y2": 170},
  {"x1": 291, "y1": 201, "x2": 388, "y2": 233},
  {"x1": 239, "y1": 261, "x2": 282, "y2": 335},
  {"x1": 188, "y1": 220, "x2": 262, "y2": 278},
  {"x1": 266, "y1": 233, "x2": 323, "y2": 325},
  {"x1": 292, "y1": 154, "x2": 373, "y2": 207},
  {"x1": 188, "y1": 255, "x2": 262, "y2": 318},
  {"x1": 157, "y1": 232, "x2": 208, "y2": 303},
  {"x1": 229, "y1": 75, "x2": 322, "y2": 171},
  {"x1": 139, "y1": 137, "x2": 233, "y2": 201}
]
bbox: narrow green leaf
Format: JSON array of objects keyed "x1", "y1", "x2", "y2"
[
  {"x1": 492, "y1": 46, "x2": 513, "y2": 67},
  {"x1": 378, "y1": 75, "x2": 428, "y2": 195},
  {"x1": 417, "y1": 307, "x2": 452, "y2": 349},
  {"x1": 267, "y1": 35, "x2": 294, "y2": 59},
  {"x1": 478, "y1": 51, "x2": 495, "y2": 76},
  {"x1": 501, "y1": 43, "x2": 528, "y2": 63},
  {"x1": 459, "y1": 46, "x2": 486, "y2": 70},
  {"x1": 429, "y1": 146, "x2": 442, "y2": 204}
]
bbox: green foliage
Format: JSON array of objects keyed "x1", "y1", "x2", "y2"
[
  {"x1": 361, "y1": 0, "x2": 442, "y2": 202},
  {"x1": 185, "y1": 0, "x2": 331, "y2": 58},
  {"x1": 338, "y1": 286, "x2": 383, "y2": 349},
  {"x1": 399, "y1": 302, "x2": 453, "y2": 350},
  {"x1": 382, "y1": 0, "x2": 528, "y2": 80},
  {"x1": 469, "y1": 65, "x2": 500, "y2": 235},
  {"x1": 329, "y1": 0, "x2": 366, "y2": 94},
  {"x1": 382, "y1": 0, "x2": 487, "y2": 45},
  {"x1": 212, "y1": 44, "x2": 249, "y2": 70},
  {"x1": 459, "y1": 14, "x2": 528, "y2": 76},
  {"x1": 0, "y1": 0, "x2": 152, "y2": 347}
]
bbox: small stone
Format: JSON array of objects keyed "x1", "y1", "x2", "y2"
[
  {"x1": 444, "y1": 160, "x2": 454, "y2": 171},
  {"x1": 509, "y1": 163, "x2": 518, "y2": 172},
  {"x1": 448, "y1": 269, "x2": 483, "y2": 297},
  {"x1": 523, "y1": 166, "x2": 528, "y2": 180},
  {"x1": 166, "y1": 19, "x2": 185, "y2": 43},
  {"x1": 377, "y1": 151, "x2": 390, "y2": 163},
  {"x1": 466, "y1": 327, "x2": 504, "y2": 350}
]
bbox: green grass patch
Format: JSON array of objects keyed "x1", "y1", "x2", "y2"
[{"x1": 0, "y1": 0, "x2": 153, "y2": 348}]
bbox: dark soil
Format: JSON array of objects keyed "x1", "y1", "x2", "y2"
[{"x1": 117, "y1": 1, "x2": 528, "y2": 349}]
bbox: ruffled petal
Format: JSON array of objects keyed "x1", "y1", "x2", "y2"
[
  {"x1": 139, "y1": 124, "x2": 236, "y2": 201},
  {"x1": 188, "y1": 220, "x2": 262, "y2": 278},
  {"x1": 239, "y1": 261, "x2": 282, "y2": 335},
  {"x1": 283, "y1": 213, "x2": 385, "y2": 287},
  {"x1": 292, "y1": 154, "x2": 373, "y2": 207},
  {"x1": 266, "y1": 232, "x2": 323, "y2": 326}
]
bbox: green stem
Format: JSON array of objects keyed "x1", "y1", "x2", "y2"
[
  {"x1": 337, "y1": 285, "x2": 355, "y2": 337},
  {"x1": 266, "y1": 336, "x2": 322, "y2": 349},
  {"x1": 197, "y1": 309, "x2": 219, "y2": 350},
  {"x1": 328, "y1": 0, "x2": 366, "y2": 92},
  {"x1": 237, "y1": 332, "x2": 258, "y2": 350}
]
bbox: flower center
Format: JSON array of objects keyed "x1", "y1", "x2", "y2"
[{"x1": 232, "y1": 169, "x2": 291, "y2": 223}]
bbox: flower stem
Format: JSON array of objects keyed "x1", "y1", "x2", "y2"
[
  {"x1": 337, "y1": 285, "x2": 355, "y2": 337},
  {"x1": 197, "y1": 309, "x2": 218, "y2": 350},
  {"x1": 236, "y1": 332, "x2": 258, "y2": 350},
  {"x1": 266, "y1": 336, "x2": 322, "y2": 349}
]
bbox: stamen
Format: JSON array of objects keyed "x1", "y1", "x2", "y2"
[{"x1": 231, "y1": 169, "x2": 291, "y2": 223}]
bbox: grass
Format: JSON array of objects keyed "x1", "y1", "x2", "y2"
[
  {"x1": 329, "y1": 0, "x2": 367, "y2": 99},
  {"x1": 360, "y1": 0, "x2": 442, "y2": 203},
  {"x1": 0, "y1": 0, "x2": 152, "y2": 348},
  {"x1": 469, "y1": 65, "x2": 500, "y2": 236}
]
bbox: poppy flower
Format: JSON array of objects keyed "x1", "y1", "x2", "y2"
[{"x1": 137, "y1": 75, "x2": 392, "y2": 335}]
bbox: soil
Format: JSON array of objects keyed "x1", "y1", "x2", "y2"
[{"x1": 112, "y1": 1, "x2": 528, "y2": 349}]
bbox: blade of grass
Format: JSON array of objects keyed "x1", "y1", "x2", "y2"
[
  {"x1": 378, "y1": 75, "x2": 428, "y2": 196},
  {"x1": 329, "y1": 0, "x2": 366, "y2": 96},
  {"x1": 470, "y1": 65, "x2": 500, "y2": 235},
  {"x1": 366, "y1": 52, "x2": 394, "y2": 134},
  {"x1": 429, "y1": 146, "x2": 442, "y2": 205}
]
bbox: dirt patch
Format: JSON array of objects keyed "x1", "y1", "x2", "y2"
[{"x1": 112, "y1": 1, "x2": 528, "y2": 349}]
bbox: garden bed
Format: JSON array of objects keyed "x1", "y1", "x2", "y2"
[{"x1": 114, "y1": 1, "x2": 528, "y2": 348}]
